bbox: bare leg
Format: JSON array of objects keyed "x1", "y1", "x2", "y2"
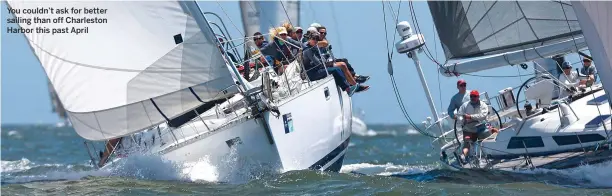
[
  {"x1": 98, "y1": 138, "x2": 121, "y2": 167},
  {"x1": 463, "y1": 143, "x2": 470, "y2": 157},
  {"x1": 334, "y1": 62, "x2": 357, "y2": 85}
]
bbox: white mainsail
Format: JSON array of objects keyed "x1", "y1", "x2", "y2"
[
  {"x1": 428, "y1": 1, "x2": 585, "y2": 76},
  {"x1": 7, "y1": 1, "x2": 238, "y2": 140},
  {"x1": 572, "y1": 1, "x2": 612, "y2": 103}
]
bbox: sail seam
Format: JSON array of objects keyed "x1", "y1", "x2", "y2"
[
  {"x1": 462, "y1": 1, "x2": 499, "y2": 44},
  {"x1": 475, "y1": 17, "x2": 524, "y2": 47},
  {"x1": 21, "y1": 32, "x2": 211, "y2": 73},
  {"x1": 515, "y1": 1, "x2": 540, "y2": 40}
]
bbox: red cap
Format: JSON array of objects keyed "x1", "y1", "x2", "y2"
[
  {"x1": 457, "y1": 79, "x2": 467, "y2": 86},
  {"x1": 470, "y1": 90, "x2": 480, "y2": 97}
]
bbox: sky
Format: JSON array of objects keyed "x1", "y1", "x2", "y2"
[{"x1": 1, "y1": 1, "x2": 586, "y2": 125}]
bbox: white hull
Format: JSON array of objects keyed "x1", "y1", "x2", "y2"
[{"x1": 102, "y1": 76, "x2": 353, "y2": 176}]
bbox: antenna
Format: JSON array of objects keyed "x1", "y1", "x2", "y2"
[{"x1": 394, "y1": 21, "x2": 444, "y2": 137}]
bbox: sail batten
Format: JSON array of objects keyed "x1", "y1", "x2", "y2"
[
  {"x1": 429, "y1": 1, "x2": 583, "y2": 61},
  {"x1": 7, "y1": 1, "x2": 238, "y2": 140}
]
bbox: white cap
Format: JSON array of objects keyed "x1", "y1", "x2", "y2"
[
  {"x1": 277, "y1": 27, "x2": 288, "y2": 35},
  {"x1": 310, "y1": 23, "x2": 322, "y2": 28},
  {"x1": 307, "y1": 26, "x2": 317, "y2": 32}
]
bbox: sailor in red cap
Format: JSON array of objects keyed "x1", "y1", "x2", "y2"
[
  {"x1": 447, "y1": 79, "x2": 470, "y2": 120},
  {"x1": 457, "y1": 90, "x2": 490, "y2": 163}
]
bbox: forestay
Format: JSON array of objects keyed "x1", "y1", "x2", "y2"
[
  {"x1": 7, "y1": 1, "x2": 238, "y2": 140},
  {"x1": 429, "y1": 1, "x2": 582, "y2": 61},
  {"x1": 573, "y1": 1, "x2": 612, "y2": 105}
]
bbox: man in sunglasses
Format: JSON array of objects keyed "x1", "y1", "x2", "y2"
[
  {"x1": 457, "y1": 90, "x2": 490, "y2": 163},
  {"x1": 253, "y1": 32, "x2": 268, "y2": 48},
  {"x1": 579, "y1": 58, "x2": 597, "y2": 87},
  {"x1": 559, "y1": 61, "x2": 579, "y2": 98},
  {"x1": 315, "y1": 25, "x2": 370, "y2": 84},
  {"x1": 447, "y1": 79, "x2": 471, "y2": 120},
  {"x1": 302, "y1": 31, "x2": 368, "y2": 96}
]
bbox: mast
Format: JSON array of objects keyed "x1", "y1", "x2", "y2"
[{"x1": 394, "y1": 21, "x2": 445, "y2": 137}]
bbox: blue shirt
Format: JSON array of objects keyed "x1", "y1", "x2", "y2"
[{"x1": 447, "y1": 91, "x2": 470, "y2": 119}]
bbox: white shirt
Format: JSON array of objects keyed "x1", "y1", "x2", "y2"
[
  {"x1": 558, "y1": 71, "x2": 579, "y2": 98},
  {"x1": 457, "y1": 100, "x2": 489, "y2": 133}
]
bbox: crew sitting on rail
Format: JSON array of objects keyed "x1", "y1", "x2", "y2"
[
  {"x1": 282, "y1": 22, "x2": 302, "y2": 57},
  {"x1": 579, "y1": 57, "x2": 597, "y2": 87},
  {"x1": 558, "y1": 61, "x2": 579, "y2": 98},
  {"x1": 302, "y1": 31, "x2": 368, "y2": 96},
  {"x1": 260, "y1": 27, "x2": 302, "y2": 75},
  {"x1": 456, "y1": 90, "x2": 498, "y2": 163},
  {"x1": 314, "y1": 25, "x2": 371, "y2": 84},
  {"x1": 448, "y1": 79, "x2": 470, "y2": 120},
  {"x1": 252, "y1": 32, "x2": 273, "y2": 68}
]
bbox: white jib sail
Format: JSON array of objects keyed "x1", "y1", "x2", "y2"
[{"x1": 6, "y1": 1, "x2": 238, "y2": 140}]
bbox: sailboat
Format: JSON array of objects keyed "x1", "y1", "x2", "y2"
[
  {"x1": 387, "y1": 1, "x2": 612, "y2": 171},
  {"x1": 7, "y1": 0, "x2": 354, "y2": 179}
]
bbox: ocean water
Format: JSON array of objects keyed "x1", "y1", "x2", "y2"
[{"x1": 1, "y1": 124, "x2": 611, "y2": 195}]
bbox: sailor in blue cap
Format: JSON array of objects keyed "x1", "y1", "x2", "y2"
[{"x1": 559, "y1": 61, "x2": 579, "y2": 98}]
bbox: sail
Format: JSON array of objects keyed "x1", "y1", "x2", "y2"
[
  {"x1": 240, "y1": 1, "x2": 299, "y2": 38},
  {"x1": 7, "y1": 1, "x2": 238, "y2": 140},
  {"x1": 279, "y1": 1, "x2": 300, "y2": 27},
  {"x1": 47, "y1": 80, "x2": 67, "y2": 120},
  {"x1": 572, "y1": 1, "x2": 612, "y2": 103},
  {"x1": 429, "y1": 1, "x2": 582, "y2": 61}
]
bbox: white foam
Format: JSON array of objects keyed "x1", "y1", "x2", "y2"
[
  {"x1": 352, "y1": 129, "x2": 379, "y2": 137},
  {"x1": 1, "y1": 158, "x2": 32, "y2": 173},
  {"x1": 516, "y1": 161, "x2": 612, "y2": 188},
  {"x1": 340, "y1": 162, "x2": 434, "y2": 176}
]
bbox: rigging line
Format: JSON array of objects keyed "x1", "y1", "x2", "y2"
[
  {"x1": 432, "y1": 7, "x2": 443, "y2": 112},
  {"x1": 215, "y1": 2, "x2": 244, "y2": 36},
  {"x1": 279, "y1": 1, "x2": 294, "y2": 26},
  {"x1": 329, "y1": 1, "x2": 344, "y2": 55},
  {"x1": 381, "y1": 1, "x2": 436, "y2": 138},
  {"x1": 388, "y1": 0, "x2": 402, "y2": 59}
]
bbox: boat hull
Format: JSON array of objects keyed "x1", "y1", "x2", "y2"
[{"x1": 103, "y1": 76, "x2": 353, "y2": 177}]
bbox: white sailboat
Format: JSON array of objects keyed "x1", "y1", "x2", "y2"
[
  {"x1": 7, "y1": 0, "x2": 354, "y2": 180},
  {"x1": 387, "y1": 1, "x2": 611, "y2": 171}
]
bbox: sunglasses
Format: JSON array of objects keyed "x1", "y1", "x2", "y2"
[
  {"x1": 255, "y1": 37, "x2": 263, "y2": 40},
  {"x1": 459, "y1": 84, "x2": 466, "y2": 87},
  {"x1": 470, "y1": 95, "x2": 479, "y2": 98},
  {"x1": 319, "y1": 32, "x2": 327, "y2": 35},
  {"x1": 296, "y1": 31, "x2": 303, "y2": 34},
  {"x1": 583, "y1": 59, "x2": 591, "y2": 62}
]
